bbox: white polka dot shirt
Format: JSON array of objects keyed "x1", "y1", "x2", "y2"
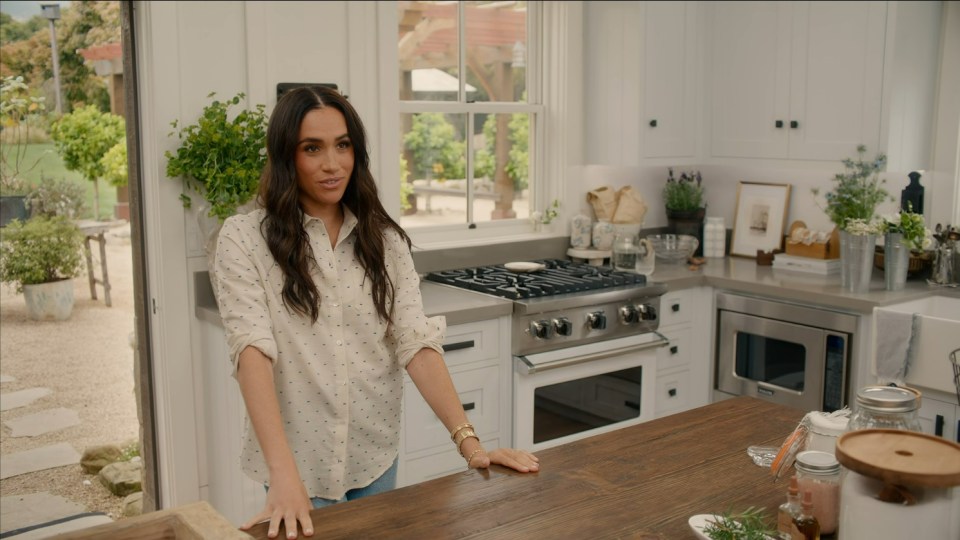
[{"x1": 213, "y1": 207, "x2": 446, "y2": 500}]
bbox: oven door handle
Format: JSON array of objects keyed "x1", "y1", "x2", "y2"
[{"x1": 515, "y1": 332, "x2": 669, "y2": 375}]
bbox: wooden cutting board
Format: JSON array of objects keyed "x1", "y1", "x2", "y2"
[{"x1": 836, "y1": 429, "x2": 960, "y2": 487}]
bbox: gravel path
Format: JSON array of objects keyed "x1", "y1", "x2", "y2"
[{"x1": 0, "y1": 222, "x2": 140, "y2": 522}]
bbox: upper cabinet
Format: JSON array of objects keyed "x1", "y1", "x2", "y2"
[
  {"x1": 583, "y1": 1, "x2": 700, "y2": 165},
  {"x1": 641, "y1": 1, "x2": 699, "y2": 159},
  {"x1": 708, "y1": 1, "x2": 886, "y2": 162}
]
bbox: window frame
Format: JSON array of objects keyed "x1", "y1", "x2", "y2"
[{"x1": 377, "y1": 1, "x2": 581, "y2": 249}]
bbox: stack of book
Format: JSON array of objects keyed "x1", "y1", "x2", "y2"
[{"x1": 772, "y1": 254, "x2": 841, "y2": 275}]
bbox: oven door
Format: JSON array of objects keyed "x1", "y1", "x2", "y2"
[
  {"x1": 513, "y1": 332, "x2": 667, "y2": 451},
  {"x1": 716, "y1": 310, "x2": 827, "y2": 411}
]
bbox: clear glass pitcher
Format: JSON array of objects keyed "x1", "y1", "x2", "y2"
[{"x1": 612, "y1": 234, "x2": 654, "y2": 275}]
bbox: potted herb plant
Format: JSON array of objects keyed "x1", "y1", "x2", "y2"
[
  {"x1": 663, "y1": 168, "x2": 706, "y2": 255},
  {"x1": 812, "y1": 145, "x2": 893, "y2": 293},
  {"x1": 877, "y1": 206, "x2": 931, "y2": 290},
  {"x1": 165, "y1": 92, "x2": 268, "y2": 224},
  {"x1": 0, "y1": 215, "x2": 85, "y2": 320}
]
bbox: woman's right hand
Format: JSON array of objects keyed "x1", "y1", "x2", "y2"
[{"x1": 240, "y1": 473, "x2": 314, "y2": 539}]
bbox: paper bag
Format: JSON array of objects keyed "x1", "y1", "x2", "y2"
[
  {"x1": 611, "y1": 186, "x2": 647, "y2": 224},
  {"x1": 587, "y1": 187, "x2": 618, "y2": 221}
]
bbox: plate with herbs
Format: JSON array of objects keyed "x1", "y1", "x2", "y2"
[{"x1": 688, "y1": 507, "x2": 777, "y2": 540}]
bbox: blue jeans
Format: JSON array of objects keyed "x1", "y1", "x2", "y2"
[{"x1": 266, "y1": 459, "x2": 398, "y2": 509}]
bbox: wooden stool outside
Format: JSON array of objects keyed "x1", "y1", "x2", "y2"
[{"x1": 75, "y1": 220, "x2": 112, "y2": 307}]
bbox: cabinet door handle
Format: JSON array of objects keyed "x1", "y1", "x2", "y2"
[
  {"x1": 670, "y1": 345, "x2": 679, "y2": 355},
  {"x1": 671, "y1": 304, "x2": 680, "y2": 312},
  {"x1": 775, "y1": 120, "x2": 784, "y2": 128},
  {"x1": 444, "y1": 340, "x2": 475, "y2": 352},
  {"x1": 649, "y1": 119, "x2": 657, "y2": 127},
  {"x1": 462, "y1": 402, "x2": 475, "y2": 411},
  {"x1": 935, "y1": 414, "x2": 945, "y2": 437},
  {"x1": 668, "y1": 388, "x2": 677, "y2": 397},
  {"x1": 790, "y1": 120, "x2": 799, "y2": 129}
]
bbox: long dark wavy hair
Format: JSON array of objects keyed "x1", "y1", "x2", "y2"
[{"x1": 258, "y1": 86, "x2": 411, "y2": 324}]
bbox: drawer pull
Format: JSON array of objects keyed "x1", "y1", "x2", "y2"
[
  {"x1": 444, "y1": 340, "x2": 475, "y2": 353},
  {"x1": 462, "y1": 402, "x2": 475, "y2": 411},
  {"x1": 668, "y1": 388, "x2": 677, "y2": 397},
  {"x1": 670, "y1": 345, "x2": 679, "y2": 355},
  {"x1": 671, "y1": 304, "x2": 680, "y2": 312}
]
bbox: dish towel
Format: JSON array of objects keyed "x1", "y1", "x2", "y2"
[{"x1": 873, "y1": 309, "x2": 921, "y2": 385}]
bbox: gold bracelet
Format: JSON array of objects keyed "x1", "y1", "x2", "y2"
[
  {"x1": 457, "y1": 434, "x2": 480, "y2": 457},
  {"x1": 465, "y1": 448, "x2": 484, "y2": 467},
  {"x1": 453, "y1": 429, "x2": 478, "y2": 453},
  {"x1": 449, "y1": 422, "x2": 474, "y2": 441}
]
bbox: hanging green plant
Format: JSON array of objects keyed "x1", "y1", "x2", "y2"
[{"x1": 165, "y1": 92, "x2": 268, "y2": 221}]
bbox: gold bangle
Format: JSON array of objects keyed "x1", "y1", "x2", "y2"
[
  {"x1": 465, "y1": 448, "x2": 484, "y2": 467},
  {"x1": 453, "y1": 428, "x2": 478, "y2": 452},
  {"x1": 449, "y1": 422, "x2": 474, "y2": 441},
  {"x1": 457, "y1": 434, "x2": 480, "y2": 457}
]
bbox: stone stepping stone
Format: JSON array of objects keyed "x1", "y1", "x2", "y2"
[
  {"x1": 0, "y1": 492, "x2": 86, "y2": 533},
  {"x1": 0, "y1": 373, "x2": 15, "y2": 383},
  {"x1": 0, "y1": 443, "x2": 80, "y2": 480},
  {"x1": 5, "y1": 408, "x2": 81, "y2": 437},
  {"x1": 0, "y1": 387, "x2": 52, "y2": 411}
]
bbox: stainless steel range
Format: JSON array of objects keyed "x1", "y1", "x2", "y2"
[{"x1": 425, "y1": 259, "x2": 669, "y2": 450}]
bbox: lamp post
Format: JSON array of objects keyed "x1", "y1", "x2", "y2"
[{"x1": 41, "y1": 3, "x2": 63, "y2": 115}]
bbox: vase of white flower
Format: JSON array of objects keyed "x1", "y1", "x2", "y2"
[{"x1": 840, "y1": 219, "x2": 878, "y2": 293}]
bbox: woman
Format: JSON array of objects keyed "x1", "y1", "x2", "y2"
[{"x1": 213, "y1": 86, "x2": 539, "y2": 540}]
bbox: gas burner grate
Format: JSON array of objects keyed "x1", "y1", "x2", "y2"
[{"x1": 425, "y1": 259, "x2": 646, "y2": 300}]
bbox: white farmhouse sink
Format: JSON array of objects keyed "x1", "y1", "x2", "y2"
[{"x1": 875, "y1": 295, "x2": 960, "y2": 395}]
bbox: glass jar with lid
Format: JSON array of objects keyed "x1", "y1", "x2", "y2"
[
  {"x1": 846, "y1": 385, "x2": 922, "y2": 432},
  {"x1": 794, "y1": 450, "x2": 841, "y2": 535}
]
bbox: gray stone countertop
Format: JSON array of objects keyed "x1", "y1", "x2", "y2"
[{"x1": 647, "y1": 256, "x2": 959, "y2": 313}]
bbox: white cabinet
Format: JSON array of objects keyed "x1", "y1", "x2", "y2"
[
  {"x1": 397, "y1": 316, "x2": 512, "y2": 487},
  {"x1": 918, "y1": 393, "x2": 959, "y2": 443},
  {"x1": 640, "y1": 0, "x2": 699, "y2": 159},
  {"x1": 708, "y1": 1, "x2": 886, "y2": 162},
  {"x1": 583, "y1": 1, "x2": 699, "y2": 165},
  {"x1": 655, "y1": 287, "x2": 711, "y2": 418}
]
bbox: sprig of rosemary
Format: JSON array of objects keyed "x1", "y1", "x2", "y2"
[{"x1": 702, "y1": 507, "x2": 776, "y2": 540}]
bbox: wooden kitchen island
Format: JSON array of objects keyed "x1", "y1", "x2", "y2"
[{"x1": 247, "y1": 397, "x2": 804, "y2": 539}]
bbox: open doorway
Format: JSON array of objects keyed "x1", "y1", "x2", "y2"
[{"x1": 0, "y1": 0, "x2": 159, "y2": 533}]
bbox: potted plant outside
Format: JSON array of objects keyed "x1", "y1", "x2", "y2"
[
  {"x1": 1, "y1": 75, "x2": 46, "y2": 227},
  {"x1": 0, "y1": 215, "x2": 85, "y2": 320},
  {"x1": 663, "y1": 168, "x2": 706, "y2": 256}
]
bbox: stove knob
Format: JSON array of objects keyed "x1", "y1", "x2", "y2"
[
  {"x1": 619, "y1": 305, "x2": 640, "y2": 324},
  {"x1": 586, "y1": 311, "x2": 607, "y2": 330},
  {"x1": 637, "y1": 304, "x2": 658, "y2": 321},
  {"x1": 529, "y1": 320, "x2": 553, "y2": 339},
  {"x1": 553, "y1": 317, "x2": 572, "y2": 336}
]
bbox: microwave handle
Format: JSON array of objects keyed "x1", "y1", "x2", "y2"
[{"x1": 515, "y1": 332, "x2": 669, "y2": 375}]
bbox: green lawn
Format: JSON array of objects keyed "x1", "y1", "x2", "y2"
[{"x1": 2, "y1": 143, "x2": 119, "y2": 221}]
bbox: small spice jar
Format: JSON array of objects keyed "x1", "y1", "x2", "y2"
[
  {"x1": 794, "y1": 450, "x2": 841, "y2": 535},
  {"x1": 846, "y1": 385, "x2": 922, "y2": 432}
]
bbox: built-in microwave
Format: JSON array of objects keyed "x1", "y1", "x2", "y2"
[{"x1": 714, "y1": 292, "x2": 859, "y2": 412}]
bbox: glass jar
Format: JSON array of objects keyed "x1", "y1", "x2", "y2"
[
  {"x1": 612, "y1": 233, "x2": 639, "y2": 272},
  {"x1": 846, "y1": 385, "x2": 922, "y2": 432},
  {"x1": 794, "y1": 450, "x2": 841, "y2": 535}
]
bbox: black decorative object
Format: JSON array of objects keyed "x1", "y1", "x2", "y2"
[{"x1": 900, "y1": 171, "x2": 924, "y2": 214}]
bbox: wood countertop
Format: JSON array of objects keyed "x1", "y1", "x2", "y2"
[{"x1": 247, "y1": 397, "x2": 804, "y2": 539}]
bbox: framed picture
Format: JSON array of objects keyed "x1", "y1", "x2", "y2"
[{"x1": 730, "y1": 182, "x2": 792, "y2": 258}]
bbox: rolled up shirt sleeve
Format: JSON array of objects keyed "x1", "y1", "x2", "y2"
[
  {"x1": 385, "y1": 232, "x2": 446, "y2": 368},
  {"x1": 213, "y1": 215, "x2": 278, "y2": 376}
]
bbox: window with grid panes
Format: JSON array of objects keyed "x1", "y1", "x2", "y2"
[{"x1": 397, "y1": 1, "x2": 541, "y2": 231}]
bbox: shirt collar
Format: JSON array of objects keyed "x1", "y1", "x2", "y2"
[{"x1": 300, "y1": 205, "x2": 358, "y2": 239}]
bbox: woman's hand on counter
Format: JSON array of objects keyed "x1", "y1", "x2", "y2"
[{"x1": 462, "y1": 437, "x2": 539, "y2": 472}]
